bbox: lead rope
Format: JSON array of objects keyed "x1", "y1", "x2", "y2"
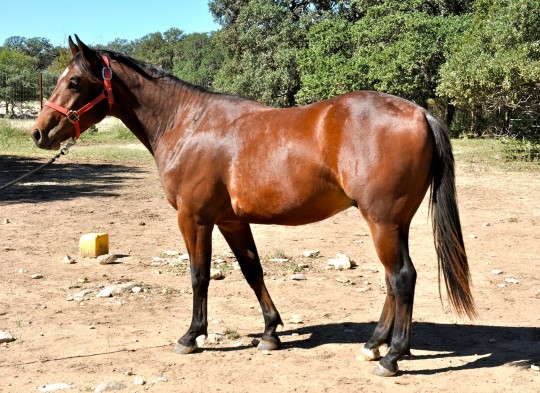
[{"x1": 0, "y1": 138, "x2": 77, "y2": 191}]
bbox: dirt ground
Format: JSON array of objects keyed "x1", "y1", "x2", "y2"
[{"x1": 0, "y1": 151, "x2": 539, "y2": 393}]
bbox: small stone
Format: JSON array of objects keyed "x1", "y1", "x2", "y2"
[
  {"x1": 302, "y1": 250, "x2": 320, "y2": 258},
  {"x1": 505, "y1": 277, "x2": 519, "y2": 284},
  {"x1": 336, "y1": 276, "x2": 351, "y2": 284},
  {"x1": 62, "y1": 255, "x2": 76, "y2": 264},
  {"x1": 94, "y1": 381, "x2": 127, "y2": 392},
  {"x1": 152, "y1": 270, "x2": 161, "y2": 275},
  {"x1": 151, "y1": 377, "x2": 168, "y2": 383},
  {"x1": 232, "y1": 261, "x2": 241, "y2": 270},
  {"x1": 490, "y1": 269, "x2": 503, "y2": 275},
  {"x1": 162, "y1": 250, "x2": 180, "y2": 256},
  {"x1": 468, "y1": 234, "x2": 477, "y2": 239},
  {"x1": 290, "y1": 274, "x2": 307, "y2": 281},
  {"x1": 97, "y1": 254, "x2": 116, "y2": 265},
  {"x1": 3, "y1": 219, "x2": 10, "y2": 224},
  {"x1": 32, "y1": 274, "x2": 44, "y2": 279},
  {"x1": 179, "y1": 253, "x2": 190, "y2": 261},
  {"x1": 132, "y1": 286, "x2": 142, "y2": 293},
  {"x1": 210, "y1": 268, "x2": 224, "y2": 280},
  {"x1": 4, "y1": 246, "x2": 15, "y2": 252},
  {"x1": 0, "y1": 330, "x2": 16, "y2": 343},
  {"x1": 482, "y1": 222, "x2": 491, "y2": 227},
  {"x1": 38, "y1": 383, "x2": 73, "y2": 391},
  {"x1": 531, "y1": 364, "x2": 540, "y2": 371},
  {"x1": 74, "y1": 289, "x2": 92, "y2": 299},
  {"x1": 327, "y1": 253, "x2": 354, "y2": 270},
  {"x1": 213, "y1": 258, "x2": 225, "y2": 265},
  {"x1": 206, "y1": 333, "x2": 225, "y2": 344},
  {"x1": 488, "y1": 338, "x2": 497, "y2": 343},
  {"x1": 269, "y1": 258, "x2": 289, "y2": 263},
  {"x1": 133, "y1": 376, "x2": 145, "y2": 386},
  {"x1": 289, "y1": 314, "x2": 304, "y2": 324}
]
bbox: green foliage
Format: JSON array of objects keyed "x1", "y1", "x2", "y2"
[
  {"x1": 132, "y1": 28, "x2": 185, "y2": 72},
  {"x1": 501, "y1": 137, "x2": 540, "y2": 163},
  {"x1": 296, "y1": 17, "x2": 359, "y2": 104},
  {"x1": 2, "y1": 36, "x2": 59, "y2": 70},
  {"x1": 210, "y1": 0, "x2": 309, "y2": 106},
  {"x1": 438, "y1": 0, "x2": 540, "y2": 135},
  {"x1": 0, "y1": 49, "x2": 38, "y2": 116},
  {"x1": 172, "y1": 32, "x2": 225, "y2": 89}
]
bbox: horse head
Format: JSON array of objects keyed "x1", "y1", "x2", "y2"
[{"x1": 31, "y1": 35, "x2": 113, "y2": 150}]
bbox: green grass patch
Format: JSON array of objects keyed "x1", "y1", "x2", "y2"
[
  {"x1": 452, "y1": 138, "x2": 539, "y2": 172},
  {"x1": 0, "y1": 118, "x2": 152, "y2": 164}
]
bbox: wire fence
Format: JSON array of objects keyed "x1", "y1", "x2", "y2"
[{"x1": 0, "y1": 72, "x2": 58, "y2": 119}]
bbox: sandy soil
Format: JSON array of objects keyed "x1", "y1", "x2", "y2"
[{"x1": 1, "y1": 151, "x2": 539, "y2": 393}]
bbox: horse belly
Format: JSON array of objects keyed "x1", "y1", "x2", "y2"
[{"x1": 229, "y1": 186, "x2": 354, "y2": 226}]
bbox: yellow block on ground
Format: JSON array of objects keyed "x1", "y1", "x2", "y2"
[{"x1": 79, "y1": 233, "x2": 109, "y2": 257}]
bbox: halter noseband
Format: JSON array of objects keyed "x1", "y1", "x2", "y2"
[{"x1": 44, "y1": 55, "x2": 114, "y2": 139}]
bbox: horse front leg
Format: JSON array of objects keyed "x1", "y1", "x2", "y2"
[
  {"x1": 174, "y1": 213, "x2": 214, "y2": 354},
  {"x1": 218, "y1": 222, "x2": 283, "y2": 350}
]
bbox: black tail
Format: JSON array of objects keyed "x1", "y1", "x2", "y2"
[{"x1": 426, "y1": 113, "x2": 476, "y2": 319}]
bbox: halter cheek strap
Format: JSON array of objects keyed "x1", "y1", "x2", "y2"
[{"x1": 44, "y1": 55, "x2": 114, "y2": 139}]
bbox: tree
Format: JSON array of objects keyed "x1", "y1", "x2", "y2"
[
  {"x1": 2, "y1": 36, "x2": 59, "y2": 70},
  {"x1": 296, "y1": 1, "x2": 469, "y2": 113},
  {"x1": 172, "y1": 32, "x2": 225, "y2": 89},
  {"x1": 295, "y1": 17, "x2": 361, "y2": 104},
  {"x1": 132, "y1": 28, "x2": 185, "y2": 72},
  {"x1": 210, "y1": 0, "x2": 309, "y2": 106},
  {"x1": 0, "y1": 49, "x2": 37, "y2": 116},
  {"x1": 438, "y1": 0, "x2": 540, "y2": 134}
]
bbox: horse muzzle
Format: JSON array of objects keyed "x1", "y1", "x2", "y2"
[{"x1": 31, "y1": 128, "x2": 61, "y2": 150}]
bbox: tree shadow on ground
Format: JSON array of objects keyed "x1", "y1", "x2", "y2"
[
  {"x1": 272, "y1": 321, "x2": 540, "y2": 375},
  {"x1": 0, "y1": 155, "x2": 148, "y2": 204}
]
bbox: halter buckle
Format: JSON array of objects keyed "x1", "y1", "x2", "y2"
[
  {"x1": 66, "y1": 110, "x2": 80, "y2": 123},
  {"x1": 102, "y1": 66, "x2": 113, "y2": 80}
]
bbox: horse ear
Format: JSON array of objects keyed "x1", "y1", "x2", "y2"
[
  {"x1": 74, "y1": 35, "x2": 101, "y2": 74},
  {"x1": 68, "y1": 36, "x2": 78, "y2": 56}
]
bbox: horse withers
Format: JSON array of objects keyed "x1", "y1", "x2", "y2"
[{"x1": 31, "y1": 36, "x2": 475, "y2": 377}]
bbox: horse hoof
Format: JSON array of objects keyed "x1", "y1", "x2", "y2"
[
  {"x1": 372, "y1": 362, "x2": 397, "y2": 377},
  {"x1": 174, "y1": 342, "x2": 198, "y2": 354},
  {"x1": 256, "y1": 339, "x2": 280, "y2": 351},
  {"x1": 356, "y1": 345, "x2": 381, "y2": 361}
]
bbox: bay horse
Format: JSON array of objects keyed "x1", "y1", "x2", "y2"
[{"x1": 31, "y1": 36, "x2": 475, "y2": 377}]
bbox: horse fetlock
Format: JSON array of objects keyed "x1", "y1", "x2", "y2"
[
  {"x1": 255, "y1": 332, "x2": 281, "y2": 351},
  {"x1": 174, "y1": 340, "x2": 199, "y2": 354},
  {"x1": 372, "y1": 361, "x2": 398, "y2": 377},
  {"x1": 356, "y1": 345, "x2": 381, "y2": 361}
]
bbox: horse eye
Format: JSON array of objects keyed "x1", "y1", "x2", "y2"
[{"x1": 68, "y1": 77, "x2": 80, "y2": 90}]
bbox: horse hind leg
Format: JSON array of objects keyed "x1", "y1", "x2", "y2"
[
  {"x1": 218, "y1": 222, "x2": 283, "y2": 350},
  {"x1": 362, "y1": 222, "x2": 416, "y2": 377}
]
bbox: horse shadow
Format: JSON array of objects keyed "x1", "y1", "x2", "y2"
[
  {"x1": 264, "y1": 321, "x2": 540, "y2": 375},
  {"x1": 0, "y1": 155, "x2": 147, "y2": 204}
]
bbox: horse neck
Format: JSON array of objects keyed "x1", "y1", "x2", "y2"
[{"x1": 110, "y1": 62, "x2": 209, "y2": 155}]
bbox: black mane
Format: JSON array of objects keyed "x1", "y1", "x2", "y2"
[{"x1": 73, "y1": 47, "x2": 211, "y2": 95}]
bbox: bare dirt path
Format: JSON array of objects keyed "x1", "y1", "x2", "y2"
[{"x1": 1, "y1": 153, "x2": 539, "y2": 392}]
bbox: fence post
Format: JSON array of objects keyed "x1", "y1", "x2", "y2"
[{"x1": 40, "y1": 72, "x2": 43, "y2": 110}]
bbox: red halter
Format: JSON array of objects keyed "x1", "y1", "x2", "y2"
[{"x1": 44, "y1": 55, "x2": 114, "y2": 139}]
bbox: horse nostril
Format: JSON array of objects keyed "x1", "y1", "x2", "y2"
[{"x1": 32, "y1": 129, "x2": 42, "y2": 143}]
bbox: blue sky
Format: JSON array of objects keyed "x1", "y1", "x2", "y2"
[{"x1": 0, "y1": 1, "x2": 220, "y2": 47}]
